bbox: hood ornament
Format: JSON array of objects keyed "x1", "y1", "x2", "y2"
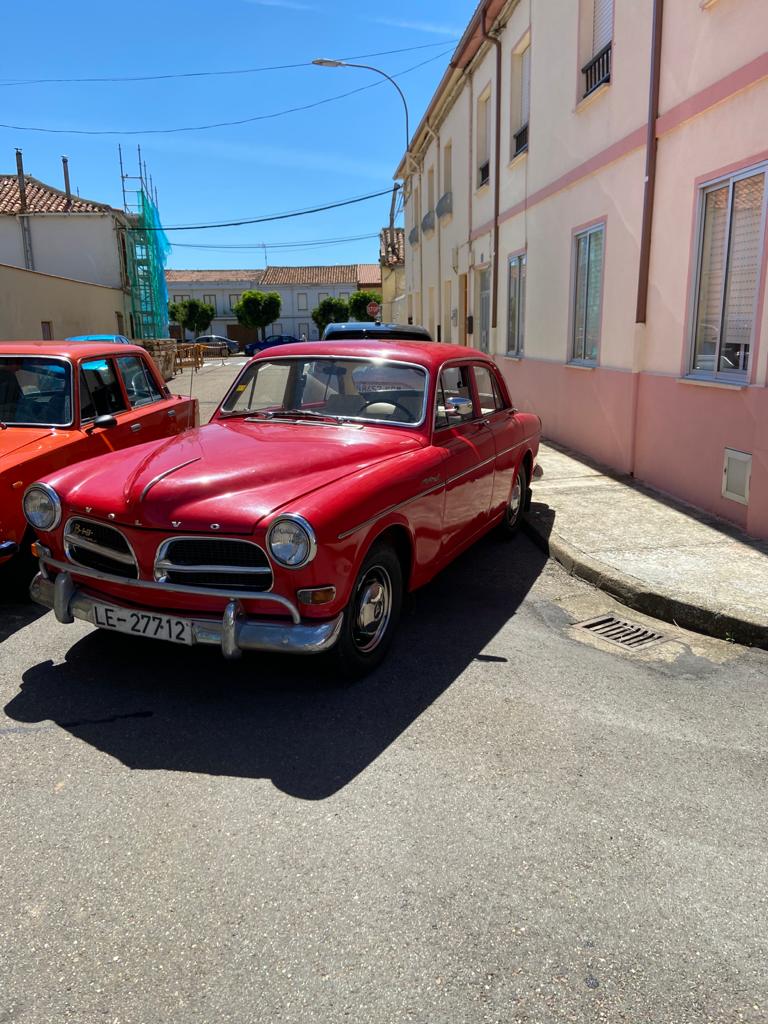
[{"x1": 171, "y1": 520, "x2": 181, "y2": 529}]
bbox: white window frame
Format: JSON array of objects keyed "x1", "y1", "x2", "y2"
[
  {"x1": 203, "y1": 293, "x2": 217, "y2": 314},
  {"x1": 229, "y1": 294, "x2": 241, "y2": 312},
  {"x1": 476, "y1": 89, "x2": 491, "y2": 189},
  {"x1": 507, "y1": 252, "x2": 527, "y2": 356},
  {"x1": 688, "y1": 162, "x2": 768, "y2": 384},
  {"x1": 570, "y1": 223, "x2": 605, "y2": 365}
]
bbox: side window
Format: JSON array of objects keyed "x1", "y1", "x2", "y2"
[
  {"x1": 473, "y1": 365, "x2": 505, "y2": 415},
  {"x1": 435, "y1": 365, "x2": 473, "y2": 429},
  {"x1": 117, "y1": 355, "x2": 162, "y2": 408},
  {"x1": 79, "y1": 359, "x2": 127, "y2": 420}
]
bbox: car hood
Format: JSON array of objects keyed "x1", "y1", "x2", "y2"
[
  {"x1": 47, "y1": 419, "x2": 423, "y2": 533},
  {"x1": 0, "y1": 426, "x2": 57, "y2": 463}
]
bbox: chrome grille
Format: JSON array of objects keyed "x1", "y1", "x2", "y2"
[
  {"x1": 64, "y1": 518, "x2": 138, "y2": 580},
  {"x1": 155, "y1": 537, "x2": 272, "y2": 592}
]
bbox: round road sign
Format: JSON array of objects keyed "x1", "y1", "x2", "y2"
[{"x1": 366, "y1": 301, "x2": 381, "y2": 318}]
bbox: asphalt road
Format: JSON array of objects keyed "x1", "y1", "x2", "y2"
[{"x1": 1, "y1": 534, "x2": 767, "y2": 1024}]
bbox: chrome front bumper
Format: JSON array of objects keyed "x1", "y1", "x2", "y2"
[{"x1": 30, "y1": 569, "x2": 343, "y2": 659}]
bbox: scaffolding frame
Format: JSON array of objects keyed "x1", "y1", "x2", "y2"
[{"x1": 119, "y1": 145, "x2": 170, "y2": 340}]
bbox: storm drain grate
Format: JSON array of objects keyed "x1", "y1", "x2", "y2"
[{"x1": 575, "y1": 615, "x2": 666, "y2": 651}]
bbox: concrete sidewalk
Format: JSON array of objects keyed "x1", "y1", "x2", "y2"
[{"x1": 526, "y1": 443, "x2": 768, "y2": 648}]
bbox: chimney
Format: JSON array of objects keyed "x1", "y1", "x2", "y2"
[
  {"x1": 15, "y1": 149, "x2": 27, "y2": 212},
  {"x1": 62, "y1": 155, "x2": 72, "y2": 210}
]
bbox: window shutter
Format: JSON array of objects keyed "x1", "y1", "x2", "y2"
[
  {"x1": 593, "y1": 0, "x2": 613, "y2": 54},
  {"x1": 520, "y1": 46, "x2": 531, "y2": 125},
  {"x1": 721, "y1": 173, "x2": 765, "y2": 365}
]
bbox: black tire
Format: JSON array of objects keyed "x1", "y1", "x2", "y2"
[
  {"x1": 498, "y1": 462, "x2": 529, "y2": 538},
  {"x1": 333, "y1": 540, "x2": 403, "y2": 679}
]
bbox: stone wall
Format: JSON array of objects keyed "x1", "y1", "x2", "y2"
[{"x1": 139, "y1": 339, "x2": 176, "y2": 381}]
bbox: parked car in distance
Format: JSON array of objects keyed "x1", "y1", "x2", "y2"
[
  {"x1": 193, "y1": 334, "x2": 240, "y2": 354},
  {"x1": 322, "y1": 322, "x2": 433, "y2": 342},
  {"x1": 1, "y1": 341, "x2": 197, "y2": 586},
  {"x1": 26, "y1": 341, "x2": 541, "y2": 677},
  {"x1": 243, "y1": 334, "x2": 301, "y2": 357},
  {"x1": 66, "y1": 334, "x2": 133, "y2": 345}
]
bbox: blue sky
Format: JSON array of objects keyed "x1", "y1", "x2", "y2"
[{"x1": 0, "y1": 0, "x2": 473, "y2": 270}]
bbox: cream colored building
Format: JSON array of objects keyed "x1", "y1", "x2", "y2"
[
  {"x1": 396, "y1": 0, "x2": 768, "y2": 538},
  {"x1": 0, "y1": 263, "x2": 128, "y2": 341},
  {"x1": 379, "y1": 227, "x2": 405, "y2": 323}
]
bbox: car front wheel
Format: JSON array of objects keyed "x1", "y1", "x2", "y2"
[{"x1": 333, "y1": 541, "x2": 402, "y2": 678}]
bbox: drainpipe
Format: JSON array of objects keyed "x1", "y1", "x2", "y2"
[
  {"x1": 62, "y1": 155, "x2": 72, "y2": 211},
  {"x1": 425, "y1": 124, "x2": 441, "y2": 341},
  {"x1": 630, "y1": 0, "x2": 664, "y2": 476},
  {"x1": 635, "y1": 0, "x2": 664, "y2": 324},
  {"x1": 482, "y1": 5, "x2": 503, "y2": 332},
  {"x1": 15, "y1": 149, "x2": 34, "y2": 271}
]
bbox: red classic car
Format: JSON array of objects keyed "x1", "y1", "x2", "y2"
[
  {"x1": 26, "y1": 341, "x2": 541, "y2": 675},
  {"x1": 1, "y1": 341, "x2": 197, "y2": 584}
]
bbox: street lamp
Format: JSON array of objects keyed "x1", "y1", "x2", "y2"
[{"x1": 312, "y1": 58, "x2": 410, "y2": 155}]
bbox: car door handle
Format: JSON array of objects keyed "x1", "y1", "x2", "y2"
[
  {"x1": 167, "y1": 408, "x2": 176, "y2": 418},
  {"x1": 130, "y1": 423, "x2": 142, "y2": 433}
]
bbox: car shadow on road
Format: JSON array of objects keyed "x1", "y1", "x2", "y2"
[
  {"x1": 0, "y1": 595, "x2": 47, "y2": 644},
  {"x1": 5, "y1": 535, "x2": 547, "y2": 800}
]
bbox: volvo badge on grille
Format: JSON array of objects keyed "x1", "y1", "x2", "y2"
[{"x1": 70, "y1": 523, "x2": 95, "y2": 539}]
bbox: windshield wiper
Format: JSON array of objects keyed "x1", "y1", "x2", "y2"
[{"x1": 266, "y1": 408, "x2": 345, "y2": 423}]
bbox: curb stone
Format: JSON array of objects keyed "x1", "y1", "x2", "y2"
[{"x1": 523, "y1": 511, "x2": 768, "y2": 651}]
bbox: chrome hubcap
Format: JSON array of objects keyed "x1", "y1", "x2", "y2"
[
  {"x1": 508, "y1": 475, "x2": 523, "y2": 522},
  {"x1": 352, "y1": 565, "x2": 392, "y2": 653}
]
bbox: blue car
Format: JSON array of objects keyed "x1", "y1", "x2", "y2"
[
  {"x1": 66, "y1": 333, "x2": 133, "y2": 345},
  {"x1": 243, "y1": 334, "x2": 302, "y2": 357}
]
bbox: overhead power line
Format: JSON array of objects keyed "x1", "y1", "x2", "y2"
[
  {"x1": 171, "y1": 232, "x2": 379, "y2": 251},
  {"x1": 138, "y1": 188, "x2": 395, "y2": 232},
  {"x1": 0, "y1": 50, "x2": 453, "y2": 136},
  {"x1": 0, "y1": 40, "x2": 457, "y2": 87}
]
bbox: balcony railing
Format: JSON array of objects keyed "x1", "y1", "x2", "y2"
[
  {"x1": 582, "y1": 42, "x2": 612, "y2": 98},
  {"x1": 478, "y1": 160, "x2": 490, "y2": 188},
  {"x1": 513, "y1": 123, "x2": 529, "y2": 157},
  {"x1": 436, "y1": 191, "x2": 453, "y2": 219},
  {"x1": 421, "y1": 209, "x2": 435, "y2": 235},
  {"x1": 408, "y1": 225, "x2": 420, "y2": 246}
]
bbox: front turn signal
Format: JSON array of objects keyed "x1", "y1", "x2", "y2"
[{"x1": 297, "y1": 586, "x2": 337, "y2": 606}]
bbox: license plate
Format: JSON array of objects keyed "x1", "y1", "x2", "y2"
[{"x1": 91, "y1": 601, "x2": 193, "y2": 645}]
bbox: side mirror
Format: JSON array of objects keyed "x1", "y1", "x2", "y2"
[
  {"x1": 86, "y1": 414, "x2": 118, "y2": 433},
  {"x1": 446, "y1": 396, "x2": 473, "y2": 418}
]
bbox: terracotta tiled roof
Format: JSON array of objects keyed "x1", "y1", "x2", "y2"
[
  {"x1": 379, "y1": 228, "x2": 405, "y2": 267},
  {"x1": 260, "y1": 265, "x2": 358, "y2": 286},
  {"x1": 165, "y1": 269, "x2": 265, "y2": 284},
  {"x1": 356, "y1": 263, "x2": 382, "y2": 287},
  {"x1": 0, "y1": 175, "x2": 117, "y2": 215}
]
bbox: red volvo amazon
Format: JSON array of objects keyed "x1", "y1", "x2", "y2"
[{"x1": 25, "y1": 341, "x2": 541, "y2": 676}]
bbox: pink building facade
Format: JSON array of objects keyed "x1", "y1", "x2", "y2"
[{"x1": 397, "y1": 0, "x2": 768, "y2": 538}]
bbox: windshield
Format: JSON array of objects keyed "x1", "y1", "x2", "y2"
[
  {"x1": 0, "y1": 356, "x2": 72, "y2": 427},
  {"x1": 220, "y1": 357, "x2": 428, "y2": 426}
]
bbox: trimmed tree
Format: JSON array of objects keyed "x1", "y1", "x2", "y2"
[
  {"x1": 233, "y1": 291, "x2": 282, "y2": 341},
  {"x1": 168, "y1": 299, "x2": 215, "y2": 339},
  {"x1": 348, "y1": 290, "x2": 383, "y2": 322},
  {"x1": 312, "y1": 296, "x2": 349, "y2": 336}
]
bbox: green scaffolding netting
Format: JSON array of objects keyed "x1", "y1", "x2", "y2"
[{"x1": 126, "y1": 189, "x2": 171, "y2": 340}]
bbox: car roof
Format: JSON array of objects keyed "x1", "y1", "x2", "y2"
[
  {"x1": 323, "y1": 321, "x2": 432, "y2": 338},
  {"x1": 0, "y1": 341, "x2": 150, "y2": 360},
  {"x1": 248, "y1": 339, "x2": 493, "y2": 371}
]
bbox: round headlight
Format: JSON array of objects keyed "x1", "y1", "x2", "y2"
[
  {"x1": 23, "y1": 483, "x2": 62, "y2": 532},
  {"x1": 267, "y1": 515, "x2": 316, "y2": 568}
]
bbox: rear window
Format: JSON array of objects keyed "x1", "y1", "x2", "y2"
[{"x1": 323, "y1": 327, "x2": 432, "y2": 342}]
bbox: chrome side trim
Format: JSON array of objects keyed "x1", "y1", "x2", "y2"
[
  {"x1": 446, "y1": 454, "x2": 496, "y2": 485},
  {"x1": 36, "y1": 554, "x2": 300, "y2": 623},
  {"x1": 337, "y1": 481, "x2": 444, "y2": 541},
  {"x1": 139, "y1": 457, "x2": 201, "y2": 503}
]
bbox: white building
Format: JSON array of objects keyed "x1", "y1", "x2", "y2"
[{"x1": 166, "y1": 264, "x2": 382, "y2": 343}]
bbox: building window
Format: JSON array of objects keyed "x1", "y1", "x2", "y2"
[
  {"x1": 690, "y1": 166, "x2": 766, "y2": 381},
  {"x1": 427, "y1": 166, "x2": 435, "y2": 212},
  {"x1": 477, "y1": 91, "x2": 491, "y2": 188},
  {"x1": 582, "y1": 0, "x2": 612, "y2": 97},
  {"x1": 203, "y1": 294, "x2": 217, "y2": 314},
  {"x1": 173, "y1": 294, "x2": 190, "y2": 304},
  {"x1": 318, "y1": 292, "x2": 329, "y2": 303},
  {"x1": 339, "y1": 292, "x2": 350, "y2": 301},
  {"x1": 41, "y1": 321, "x2": 53, "y2": 340},
  {"x1": 297, "y1": 292, "x2": 308, "y2": 310},
  {"x1": 512, "y1": 46, "x2": 530, "y2": 158},
  {"x1": 443, "y1": 143, "x2": 452, "y2": 194},
  {"x1": 443, "y1": 279, "x2": 452, "y2": 343},
  {"x1": 571, "y1": 224, "x2": 604, "y2": 363},
  {"x1": 507, "y1": 253, "x2": 527, "y2": 356},
  {"x1": 229, "y1": 294, "x2": 240, "y2": 312},
  {"x1": 116, "y1": 312, "x2": 125, "y2": 335}
]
